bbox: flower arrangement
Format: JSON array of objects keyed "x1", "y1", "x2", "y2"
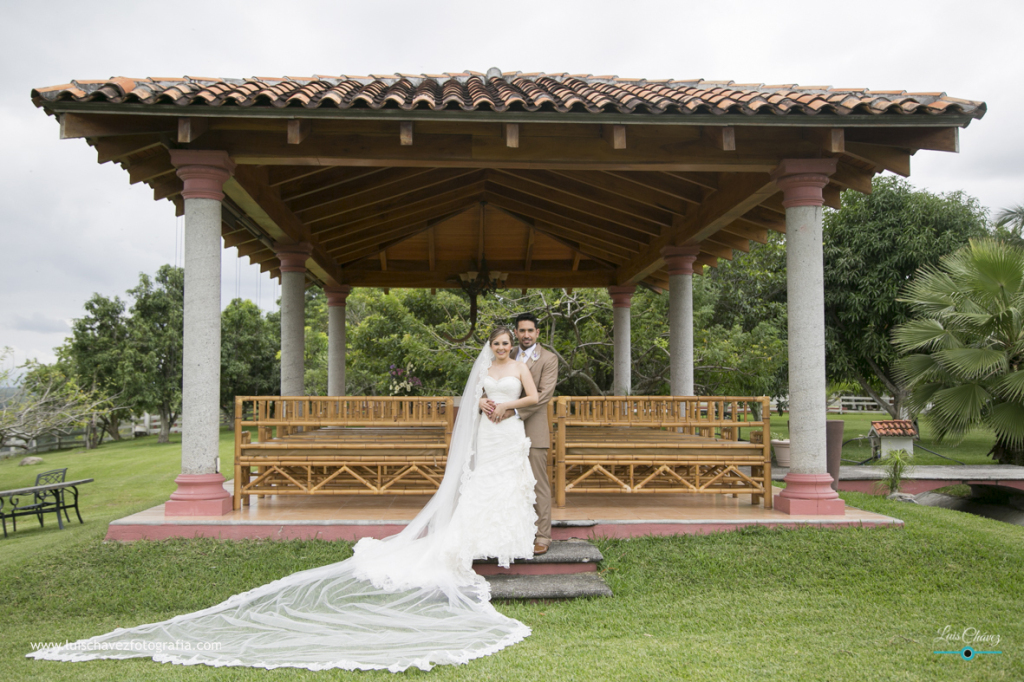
[{"x1": 388, "y1": 363, "x2": 423, "y2": 396}]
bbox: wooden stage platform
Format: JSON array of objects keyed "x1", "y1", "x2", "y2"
[{"x1": 106, "y1": 482, "x2": 902, "y2": 541}]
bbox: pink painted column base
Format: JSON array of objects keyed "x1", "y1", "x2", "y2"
[
  {"x1": 164, "y1": 474, "x2": 233, "y2": 516},
  {"x1": 775, "y1": 473, "x2": 846, "y2": 515}
]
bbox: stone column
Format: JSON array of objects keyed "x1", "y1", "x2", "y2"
[
  {"x1": 326, "y1": 285, "x2": 352, "y2": 396},
  {"x1": 608, "y1": 285, "x2": 636, "y2": 395},
  {"x1": 165, "y1": 150, "x2": 235, "y2": 516},
  {"x1": 771, "y1": 158, "x2": 845, "y2": 515},
  {"x1": 275, "y1": 242, "x2": 313, "y2": 396},
  {"x1": 661, "y1": 245, "x2": 701, "y2": 396}
]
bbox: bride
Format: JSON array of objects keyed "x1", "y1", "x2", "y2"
[{"x1": 28, "y1": 326, "x2": 542, "y2": 672}]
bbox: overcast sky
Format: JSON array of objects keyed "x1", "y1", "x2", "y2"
[{"x1": 1, "y1": 0, "x2": 1021, "y2": 371}]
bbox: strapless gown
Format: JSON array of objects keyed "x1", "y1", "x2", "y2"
[{"x1": 443, "y1": 374, "x2": 538, "y2": 568}]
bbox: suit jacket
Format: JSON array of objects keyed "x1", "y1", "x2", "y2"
[{"x1": 509, "y1": 344, "x2": 558, "y2": 449}]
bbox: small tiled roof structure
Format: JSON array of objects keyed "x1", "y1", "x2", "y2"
[
  {"x1": 870, "y1": 420, "x2": 918, "y2": 438},
  {"x1": 32, "y1": 72, "x2": 987, "y2": 119}
]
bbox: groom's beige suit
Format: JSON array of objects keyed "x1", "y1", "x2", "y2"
[{"x1": 509, "y1": 343, "x2": 558, "y2": 547}]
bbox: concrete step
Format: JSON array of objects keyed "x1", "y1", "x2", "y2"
[
  {"x1": 487, "y1": 572, "x2": 613, "y2": 600},
  {"x1": 473, "y1": 538, "x2": 603, "y2": 576}
]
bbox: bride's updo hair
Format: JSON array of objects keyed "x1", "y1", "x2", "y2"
[{"x1": 488, "y1": 326, "x2": 514, "y2": 346}]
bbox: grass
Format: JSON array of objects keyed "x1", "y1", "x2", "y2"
[
  {"x1": 0, "y1": 431, "x2": 1022, "y2": 680},
  {"x1": 766, "y1": 412, "x2": 1000, "y2": 466}
]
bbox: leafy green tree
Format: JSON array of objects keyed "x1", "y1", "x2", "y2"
[
  {"x1": 893, "y1": 239, "x2": 1024, "y2": 465},
  {"x1": 221, "y1": 299, "x2": 279, "y2": 420},
  {"x1": 55, "y1": 293, "x2": 131, "y2": 445},
  {"x1": 993, "y1": 203, "x2": 1024, "y2": 247},
  {"x1": 122, "y1": 265, "x2": 184, "y2": 443},
  {"x1": 823, "y1": 176, "x2": 988, "y2": 419}
]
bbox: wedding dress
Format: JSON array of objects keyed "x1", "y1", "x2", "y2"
[{"x1": 27, "y1": 344, "x2": 539, "y2": 672}]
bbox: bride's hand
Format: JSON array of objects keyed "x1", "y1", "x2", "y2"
[
  {"x1": 490, "y1": 404, "x2": 509, "y2": 422},
  {"x1": 478, "y1": 398, "x2": 496, "y2": 415}
]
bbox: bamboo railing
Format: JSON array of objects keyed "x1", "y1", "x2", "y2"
[{"x1": 552, "y1": 396, "x2": 772, "y2": 508}]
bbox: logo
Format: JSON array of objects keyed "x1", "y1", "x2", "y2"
[{"x1": 933, "y1": 626, "x2": 1002, "y2": 660}]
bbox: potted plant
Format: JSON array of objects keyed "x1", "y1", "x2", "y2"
[{"x1": 770, "y1": 431, "x2": 791, "y2": 467}]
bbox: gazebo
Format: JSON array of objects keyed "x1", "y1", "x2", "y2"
[{"x1": 31, "y1": 70, "x2": 985, "y2": 521}]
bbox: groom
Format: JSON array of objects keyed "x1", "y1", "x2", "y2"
[{"x1": 509, "y1": 313, "x2": 558, "y2": 555}]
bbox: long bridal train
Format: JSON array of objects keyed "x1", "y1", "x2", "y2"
[{"x1": 28, "y1": 344, "x2": 537, "y2": 672}]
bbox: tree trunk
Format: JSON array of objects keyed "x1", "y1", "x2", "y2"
[
  {"x1": 103, "y1": 415, "x2": 123, "y2": 441},
  {"x1": 853, "y1": 372, "x2": 898, "y2": 420},
  {"x1": 158, "y1": 407, "x2": 171, "y2": 444},
  {"x1": 992, "y1": 440, "x2": 1024, "y2": 466}
]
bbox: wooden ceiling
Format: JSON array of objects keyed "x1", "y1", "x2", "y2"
[{"x1": 49, "y1": 111, "x2": 966, "y2": 291}]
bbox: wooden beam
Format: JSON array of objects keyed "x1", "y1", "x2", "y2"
[
  {"x1": 488, "y1": 205, "x2": 631, "y2": 265},
  {"x1": 223, "y1": 230, "x2": 259, "y2": 249},
  {"x1": 501, "y1": 169, "x2": 676, "y2": 226},
  {"x1": 60, "y1": 113, "x2": 176, "y2": 139},
  {"x1": 292, "y1": 167, "x2": 470, "y2": 219},
  {"x1": 482, "y1": 187, "x2": 644, "y2": 252},
  {"x1": 128, "y1": 155, "x2": 175, "y2": 185},
  {"x1": 314, "y1": 173, "x2": 486, "y2": 236},
  {"x1": 223, "y1": 165, "x2": 346, "y2": 287},
  {"x1": 615, "y1": 173, "x2": 777, "y2": 284},
  {"x1": 152, "y1": 175, "x2": 182, "y2": 201},
  {"x1": 549, "y1": 170, "x2": 691, "y2": 215},
  {"x1": 92, "y1": 134, "x2": 164, "y2": 164},
  {"x1": 504, "y1": 123, "x2": 519, "y2": 148},
  {"x1": 428, "y1": 227, "x2": 436, "y2": 271},
  {"x1": 704, "y1": 127, "x2": 736, "y2": 151},
  {"x1": 488, "y1": 170, "x2": 664, "y2": 237},
  {"x1": 844, "y1": 126, "x2": 959, "y2": 152},
  {"x1": 177, "y1": 117, "x2": 208, "y2": 143},
  {"x1": 843, "y1": 142, "x2": 911, "y2": 177},
  {"x1": 823, "y1": 183, "x2": 842, "y2": 210},
  {"x1": 603, "y1": 124, "x2": 626, "y2": 150},
  {"x1": 340, "y1": 269, "x2": 613, "y2": 289},
  {"x1": 829, "y1": 161, "x2": 874, "y2": 194},
  {"x1": 524, "y1": 227, "x2": 535, "y2": 272},
  {"x1": 332, "y1": 208, "x2": 475, "y2": 265},
  {"x1": 478, "y1": 202, "x2": 485, "y2": 262},
  {"x1": 190, "y1": 129, "x2": 818, "y2": 171},
  {"x1": 705, "y1": 230, "x2": 751, "y2": 253},
  {"x1": 604, "y1": 171, "x2": 705, "y2": 205},
  {"x1": 287, "y1": 119, "x2": 311, "y2": 145},
  {"x1": 720, "y1": 221, "x2": 769, "y2": 244},
  {"x1": 380, "y1": 250, "x2": 387, "y2": 270},
  {"x1": 320, "y1": 184, "x2": 486, "y2": 249},
  {"x1": 400, "y1": 122, "x2": 414, "y2": 146},
  {"x1": 822, "y1": 128, "x2": 845, "y2": 154}
]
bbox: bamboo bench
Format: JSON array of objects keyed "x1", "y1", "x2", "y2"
[
  {"x1": 233, "y1": 396, "x2": 453, "y2": 510},
  {"x1": 551, "y1": 396, "x2": 772, "y2": 508}
]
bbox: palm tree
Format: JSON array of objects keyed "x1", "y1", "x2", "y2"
[
  {"x1": 892, "y1": 239, "x2": 1024, "y2": 465},
  {"x1": 994, "y1": 204, "x2": 1024, "y2": 233}
]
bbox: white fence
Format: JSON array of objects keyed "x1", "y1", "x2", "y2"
[{"x1": 769, "y1": 395, "x2": 892, "y2": 414}]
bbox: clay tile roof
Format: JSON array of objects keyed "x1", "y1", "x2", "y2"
[
  {"x1": 30, "y1": 72, "x2": 987, "y2": 120},
  {"x1": 870, "y1": 420, "x2": 918, "y2": 438}
]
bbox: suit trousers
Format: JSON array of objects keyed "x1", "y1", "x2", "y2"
[{"x1": 529, "y1": 446, "x2": 552, "y2": 545}]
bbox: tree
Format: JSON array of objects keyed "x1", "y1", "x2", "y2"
[
  {"x1": 823, "y1": 176, "x2": 988, "y2": 419},
  {"x1": 0, "y1": 349, "x2": 106, "y2": 453},
  {"x1": 56, "y1": 293, "x2": 131, "y2": 446},
  {"x1": 221, "y1": 299, "x2": 279, "y2": 422},
  {"x1": 993, "y1": 203, "x2": 1024, "y2": 247},
  {"x1": 893, "y1": 239, "x2": 1024, "y2": 465},
  {"x1": 122, "y1": 265, "x2": 184, "y2": 443}
]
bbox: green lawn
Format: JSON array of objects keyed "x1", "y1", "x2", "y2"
[
  {"x1": 766, "y1": 412, "x2": 999, "y2": 466},
  {"x1": 1, "y1": 432, "x2": 1021, "y2": 680}
]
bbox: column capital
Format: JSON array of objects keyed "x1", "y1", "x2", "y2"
[
  {"x1": 770, "y1": 159, "x2": 838, "y2": 208},
  {"x1": 325, "y1": 285, "x2": 353, "y2": 307},
  {"x1": 607, "y1": 285, "x2": 636, "y2": 308},
  {"x1": 661, "y1": 244, "x2": 701, "y2": 276},
  {"x1": 274, "y1": 242, "x2": 314, "y2": 273},
  {"x1": 169, "y1": 150, "x2": 236, "y2": 201}
]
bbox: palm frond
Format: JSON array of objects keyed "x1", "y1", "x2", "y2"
[
  {"x1": 987, "y1": 402, "x2": 1024, "y2": 450},
  {"x1": 933, "y1": 347, "x2": 1008, "y2": 380},
  {"x1": 891, "y1": 319, "x2": 961, "y2": 354},
  {"x1": 929, "y1": 383, "x2": 990, "y2": 432},
  {"x1": 993, "y1": 370, "x2": 1024, "y2": 402}
]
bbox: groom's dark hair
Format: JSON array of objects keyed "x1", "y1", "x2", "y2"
[{"x1": 514, "y1": 313, "x2": 539, "y2": 330}]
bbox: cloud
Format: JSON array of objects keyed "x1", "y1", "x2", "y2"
[{"x1": 9, "y1": 313, "x2": 71, "y2": 334}]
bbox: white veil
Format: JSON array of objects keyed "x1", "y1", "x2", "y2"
[{"x1": 28, "y1": 342, "x2": 531, "y2": 672}]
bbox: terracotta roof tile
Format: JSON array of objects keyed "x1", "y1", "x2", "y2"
[
  {"x1": 870, "y1": 420, "x2": 918, "y2": 438},
  {"x1": 31, "y1": 73, "x2": 987, "y2": 120}
]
